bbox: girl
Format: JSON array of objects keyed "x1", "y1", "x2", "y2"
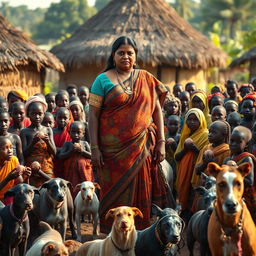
[
  {"x1": 69, "y1": 100, "x2": 85, "y2": 122},
  {"x1": 207, "y1": 92, "x2": 225, "y2": 113},
  {"x1": 224, "y1": 126, "x2": 256, "y2": 223},
  {"x1": 58, "y1": 121, "x2": 93, "y2": 198},
  {"x1": 20, "y1": 96, "x2": 56, "y2": 187},
  {"x1": 163, "y1": 95, "x2": 181, "y2": 118},
  {"x1": 224, "y1": 100, "x2": 238, "y2": 115},
  {"x1": 175, "y1": 108, "x2": 208, "y2": 217},
  {"x1": 190, "y1": 90, "x2": 211, "y2": 127}
]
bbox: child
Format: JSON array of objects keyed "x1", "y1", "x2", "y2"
[
  {"x1": 248, "y1": 122, "x2": 256, "y2": 155},
  {"x1": 8, "y1": 102, "x2": 31, "y2": 134},
  {"x1": 175, "y1": 108, "x2": 208, "y2": 218},
  {"x1": 211, "y1": 85, "x2": 221, "y2": 94},
  {"x1": 224, "y1": 126, "x2": 256, "y2": 223},
  {"x1": 163, "y1": 95, "x2": 181, "y2": 118},
  {"x1": 224, "y1": 80, "x2": 242, "y2": 104},
  {"x1": 45, "y1": 92, "x2": 57, "y2": 113},
  {"x1": 240, "y1": 93, "x2": 256, "y2": 130},
  {"x1": 78, "y1": 86, "x2": 89, "y2": 118},
  {"x1": 55, "y1": 90, "x2": 70, "y2": 108},
  {"x1": 0, "y1": 97, "x2": 8, "y2": 111},
  {"x1": 20, "y1": 96, "x2": 56, "y2": 187},
  {"x1": 7, "y1": 90, "x2": 28, "y2": 108},
  {"x1": 180, "y1": 91, "x2": 190, "y2": 115},
  {"x1": 66, "y1": 84, "x2": 78, "y2": 98},
  {"x1": 227, "y1": 112, "x2": 241, "y2": 132},
  {"x1": 239, "y1": 83, "x2": 254, "y2": 98},
  {"x1": 58, "y1": 121, "x2": 93, "y2": 197},
  {"x1": 190, "y1": 90, "x2": 211, "y2": 127},
  {"x1": 0, "y1": 137, "x2": 30, "y2": 201},
  {"x1": 194, "y1": 120, "x2": 231, "y2": 185},
  {"x1": 42, "y1": 112, "x2": 55, "y2": 129},
  {"x1": 207, "y1": 93, "x2": 225, "y2": 113},
  {"x1": 0, "y1": 109, "x2": 24, "y2": 164},
  {"x1": 185, "y1": 82, "x2": 196, "y2": 96},
  {"x1": 172, "y1": 83, "x2": 183, "y2": 99},
  {"x1": 224, "y1": 100, "x2": 238, "y2": 115},
  {"x1": 69, "y1": 100, "x2": 85, "y2": 122},
  {"x1": 211, "y1": 105, "x2": 227, "y2": 122}
]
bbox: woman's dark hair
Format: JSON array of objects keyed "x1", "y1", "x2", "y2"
[{"x1": 104, "y1": 36, "x2": 138, "y2": 72}]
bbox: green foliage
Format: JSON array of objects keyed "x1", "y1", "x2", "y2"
[
  {"x1": 33, "y1": 0, "x2": 96, "y2": 41},
  {"x1": 95, "y1": 0, "x2": 110, "y2": 11}
]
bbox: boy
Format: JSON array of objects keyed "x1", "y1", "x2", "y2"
[
  {"x1": 185, "y1": 82, "x2": 196, "y2": 96},
  {"x1": 173, "y1": 83, "x2": 183, "y2": 99},
  {"x1": 45, "y1": 92, "x2": 57, "y2": 113},
  {"x1": 211, "y1": 105, "x2": 227, "y2": 122},
  {"x1": 42, "y1": 112, "x2": 55, "y2": 129}
]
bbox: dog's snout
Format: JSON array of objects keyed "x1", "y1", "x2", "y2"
[
  {"x1": 225, "y1": 199, "x2": 238, "y2": 213},
  {"x1": 120, "y1": 221, "x2": 128, "y2": 229},
  {"x1": 58, "y1": 195, "x2": 64, "y2": 201},
  {"x1": 170, "y1": 234, "x2": 180, "y2": 243},
  {"x1": 87, "y1": 195, "x2": 92, "y2": 200}
]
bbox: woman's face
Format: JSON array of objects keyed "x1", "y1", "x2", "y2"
[
  {"x1": 192, "y1": 96, "x2": 205, "y2": 111},
  {"x1": 113, "y1": 44, "x2": 136, "y2": 71},
  {"x1": 186, "y1": 113, "x2": 200, "y2": 133}
]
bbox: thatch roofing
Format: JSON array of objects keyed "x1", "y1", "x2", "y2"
[
  {"x1": 230, "y1": 47, "x2": 256, "y2": 68},
  {"x1": 0, "y1": 14, "x2": 64, "y2": 72},
  {"x1": 51, "y1": 0, "x2": 227, "y2": 70}
]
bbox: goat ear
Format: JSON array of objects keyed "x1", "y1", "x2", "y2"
[
  {"x1": 151, "y1": 204, "x2": 163, "y2": 217},
  {"x1": 194, "y1": 186, "x2": 207, "y2": 196},
  {"x1": 132, "y1": 207, "x2": 143, "y2": 219},
  {"x1": 93, "y1": 183, "x2": 101, "y2": 190},
  {"x1": 207, "y1": 162, "x2": 222, "y2": 178},
  {"x1": 4, "y1": 186, "x2": 17, "y2": 198},
  {"x1": 238, "y1": 162, "x2": 252, "y2": 177},
  {"x1": 105, "y1": 208, "x2": 116, "y2": 220},
  {"x1": 200, "y1": 172, "x2": 208, "y2": 182}
]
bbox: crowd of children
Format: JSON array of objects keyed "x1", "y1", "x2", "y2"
[{"x1": 164, "y1": 80, "x2": 256, "y2": 224}]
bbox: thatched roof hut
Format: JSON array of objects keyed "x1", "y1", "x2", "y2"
[
  {"x1": 51, "y1": 0, "x2": 227, "y2": 90},
  {"x1": 230, "y1": 47, "x2": 256, "y2": 79},
  {"x1": 0, "y1": 14, "x2": 64, "y2": 97}
]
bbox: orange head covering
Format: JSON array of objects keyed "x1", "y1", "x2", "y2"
[{"x1": 8, "y1": 90, "x2": 28, "y2": 101}]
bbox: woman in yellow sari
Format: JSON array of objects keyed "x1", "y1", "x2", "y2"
[{"x1": 175, "y1": 108, "x2": 208, "y2": 215}]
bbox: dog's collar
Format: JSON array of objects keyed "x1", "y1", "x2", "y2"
[
  {"x1": 110, "y1": 236, "x2": 133, "y2": 253},
  {"x1": 9, "y1": 203, "x2": 28, "y2": 224},
  {"x1": 154, "y1": 214, "x2": 184, "y2": 250},
  {"x1": 46, "y1": 193, "x2": 64, "y2": 209}
]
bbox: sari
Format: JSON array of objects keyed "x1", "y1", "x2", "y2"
[
  {"x1": 190, "y1": 90, "x2": 211, "y2": 127},
  {"x1": 24, "y1": 140, "x2": 54, "y2": 187},
  {"x1": 175, "y1": 108, "x2": 208, "y2": 211},
  {"x1": 89, "y1": 70, "x2": 170, "y2": 233},
  {"x1": 0, "y1": 156, "x2": 19, "y2": 200}
]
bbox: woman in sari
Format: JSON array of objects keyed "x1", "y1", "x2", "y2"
[{"x1": 89, "y1": 36, "x2": 170, "y2": 233}]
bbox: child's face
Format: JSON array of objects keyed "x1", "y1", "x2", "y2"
[
  {"x1": 180, "y1": 93, "x2": 189, "y2": 110},
  {"x1": 0, "y1": 140, "x2": 13, "y2": 161},
  {"x1": 56, "y1": 110, "x2": 70, "y2": 128},
  {"x1": 0, "y1": 101, "x2": 8, "y2": 111},
  {"x1": 11, "y1": 105, "x2": 25, "y2": 123},
  {"x1": 70, "y1": 125, "x2": 84, "y2": 142},
  {"x1": 70, "y1": 105, "x2": 82, "y2": 121},
  {"x1": 167, "y1": 117, "x2": 180, "y2": 134},
  {"x1": 0, "y1": 112, "x2": 10, "y2": 134},
  {"x1": 42, "y1": 115, "x2": 55, "y2": 128},
  {"x1": 210, "y1": 96, "x2": 224, "y2": 111},
  {"x1": 28, "y1": 103, "x2": 44, "y2": 125},
  {"x1": 56, "y1": 94, "x2": 69, "y2": 108},
  {"x1": 186, "y1": 84, "x2": 196, "y2": 95},
  {"x1": 211, "y1": 107, "x2": 226, "y2": 122},
  {"x1": 227, "y1": 83, "x2": 238, "y2": 98},
  {"x1": 241, "y1": 99, "x2": 255, "y2": 119},
  {"x1": 192, "y1": 96, "x2": 205, "y2": 111},
  {"x1": 173, "y1": 86, "x2": 182, "y2": 98},
  {"x1": 186, "y1": 113, "x2": 200, "y2": 133},
  {"x1": 165, "y1": 102, "x2": 179, "y2": 116},
  {"x1": 67, "y1": 88, "x2": 77, "y2": 98},
  {"x1": 46, "y1": 95, "x2": 56, "y2": 112},
  {"x1": 240, "y1": 87, "x2": 252, "y2": 98},
  {"x1": 227, "y1": 116, "x2": 240, "y2": 132},
  {"x1": 225, "y1": 103, "x2": 238, "y2": 115},
  {"x1": 208, "y1": 123, "x2": 224, "y2": 144},
  {"x1": 79, "y1": 89, "x2": 89, "y2": 105},
  {"x1": 230, "y1": 131, "x2": 247, "y2": 154}
]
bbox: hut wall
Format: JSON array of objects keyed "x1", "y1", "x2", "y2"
[{"x1": 0, "y1": 66, "x2": 42, "y2": 98}]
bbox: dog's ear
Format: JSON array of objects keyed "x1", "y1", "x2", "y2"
[
  {"x1": 194, "y1": 186, "x2": 207, "y2": 196},
  {"x1": 151, "y1": 204, "x2": 163, "y2": 217},
  {"x1": 75, "y1": 183, "x2": 82, "y2": 191},
  {"x1": 207, "y1": 162, "x2": 222, "y2": 178},
  {"x1": 28, "y1": 185, "x2": 40, "y2": 195},
  {"x1": 238, "y1": 162, "x2": 252, "y2": 177},
  {"x1": 200, "y1": 172, "x2": 208, "y2": 182},
  {"x1": 132, "y1": 207, "x2": 143, "y2": 219},
  {"x1": 41, "y1": 180, "x2": 51, "y2": 190},
  {"x1": 4, "y1": 185, "x2": 18, "y2": 198},
  {"x1": 42, "y1": 242, "x2": 57, "y2": 255},
  {"x1": 93, "y1": 183, "x2": 101, "y2": 190},
  {"x1": 105, "y1": 208, "x2": 116, "y2": 220},
  {"x1": 65, "y1": 180, "x2": 73, "y2": 190}
]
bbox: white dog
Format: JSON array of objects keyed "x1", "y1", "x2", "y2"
[{"x1": 74, "y1": 181, "x2": 101, "y2": 241}]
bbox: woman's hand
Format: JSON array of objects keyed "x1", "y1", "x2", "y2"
[
  {"x1": 154, "y1": 142, "x2": 166, "y2": 163},
  {"x1": 91, "y1": 148, "x2": 104, "y2": 171}
]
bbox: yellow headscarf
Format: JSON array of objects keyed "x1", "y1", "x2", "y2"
[
  {"x1": 175, "y1": 108, "x2": 209, "y2": 155},
  {"x1": 9, "y1": 89, "x2": 28, "y2": 101},
  {"x1": 189, "y1": 90, "x2": 211, "y2": 127}
]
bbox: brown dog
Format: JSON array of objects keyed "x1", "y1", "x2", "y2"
[
  {"x1": 207, "y1": 162, "x2": 256, "y2": 256},
  {"x1": 76, "y1": 206, "x2": 143, "y2": 256}
]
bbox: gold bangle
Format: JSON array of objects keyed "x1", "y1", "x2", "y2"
[
  {"x1": 158, "y1": 139, "x2": 166, "y2": 144},
  {"x1": 91, "y1": 145, "x2": 99, "y2": 150}
]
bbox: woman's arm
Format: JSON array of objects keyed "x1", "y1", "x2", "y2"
[
  {"x1": 152, "y1": 98, "x2": 165, "y2": 163},
  {"x1": 89, "y1": 105, "x2": 104, "y2": 171}
]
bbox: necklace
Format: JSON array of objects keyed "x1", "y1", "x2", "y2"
[{"x1": 115, "y1": 69, "x2": 134, "y2": 95}]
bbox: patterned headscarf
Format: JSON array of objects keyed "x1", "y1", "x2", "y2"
[
  {"x1": 242, "y1": 92, "x2": 256, "y2": 107},
  {"x1": 25, "y1": 96, "x2": 48, "y2": 114}
]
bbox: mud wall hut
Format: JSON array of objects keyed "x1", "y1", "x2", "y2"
[
  {"x1": 0, "y1": 14, "x2": 64, "y2": 97},
  {"x1": 51, "y1": 0, "x2": 227, "y2": 91}
]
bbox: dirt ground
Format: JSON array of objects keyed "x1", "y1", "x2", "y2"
[{"x1": 66, "y1": 221, "x2": 201, "y2": 256}]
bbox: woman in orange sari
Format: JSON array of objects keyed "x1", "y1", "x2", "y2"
[{"x1": 89, "y1": 36, "x2": 170, "y2": 233}]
